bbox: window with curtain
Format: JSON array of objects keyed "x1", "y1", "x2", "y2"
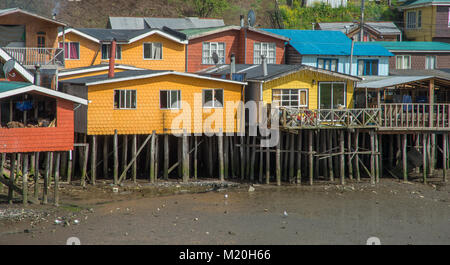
[
  {"x1": 102, "y1": 44, "x2": 122, "y2": 60},
  {"x1": 396, "y1": 55, "x2": 411, "y2": 69},
  {"x1": 202, "y1": 42, "x2": 225, "y2": 64},
  {"x1": 37, "y1": 35, "x2": 45, "y2": 48},
  {"x1": 426, "y1": 56, "x2": 436, "y2": 69},
  {"x1": 202, "y1": 89, "x2": 223, "y2": 108},
  {"x1": 59, "y1": 42, "x2": 80, "y2": 59},
  {"x1": 254, "y1": 42, "x2": 276, "y2": 64},
  {"x1": 160, "y1": 90, "x2": 181, "y2": 109},
  {"x1": 317, "y1": 58, "x2": 338, "y2": 71},
  {"x1": 407, "y1": 11, "x2": 417, "y2": 29},
  {"x1": 357, "y1": 59, "x2": 379, "y2": 76},
  {"x1": 144, "y1": 42, "x2": 162, "y2": 59},
  {"x1": 272, "y1": 89, "x2": 308, "y2": 108},
  {"x1": 114, "y1": 90, "x2": 136, "y2": 109}
]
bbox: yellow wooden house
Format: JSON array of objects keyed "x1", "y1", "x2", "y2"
[
  {"x1": 59, "y1": 70, "x2": 246, "y2": 136},
  {"x1": 58, "y1": 28, "x2": 187, "y2": 71},
  {"x1": 400, "y1": 0, "x2": 450, "y2": 42}
]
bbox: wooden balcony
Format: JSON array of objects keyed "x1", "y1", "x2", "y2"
[
  {"x1": 279, "y1": 104, "x2": 450, "y2": 131},
  {"x1": 2, "y1": 47, "x2": 64, "y2": 68}
]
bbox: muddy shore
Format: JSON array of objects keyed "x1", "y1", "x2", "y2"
[{"x1": 0, "y1": 178, "x2": 449, "y2": 245}]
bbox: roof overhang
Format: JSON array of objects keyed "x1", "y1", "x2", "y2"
[
  {"x1": 0, "y1": 8, "x2": 67, "y2": 26},
  {"x1": 356, "y1": 76, "x2": 435, "y2": 89},
  {"x1": 0, "y1": 48, "x2": 34, "y2": 83},
  {"x1": 65, "y1": 71, "x2": 247, "y2": 86},
  {"x1": 388, "y1": 49, "x2": 450, "y2": 53},
  {"x1": 58, "y1": 28, "x2": 101, "y2": 43},
  {"x1": 187, "y1": 26, "x2": 290, "y2": 41},
  {"x1": 0, "y1": 84, "x2": 88, "y2": 105},
  {"x1": 399, "y1": 2, "x2": 450, "y2": 10},
  {"x1": 58, "y1": 65, "x2": 146, "y2": 77}
]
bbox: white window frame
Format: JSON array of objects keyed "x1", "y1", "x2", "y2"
[
  {"x1": 407, "y1": 11, "x2": 417, "y2": 29},
  {"x1": 202, "y1": 42, "x2": 225, "y2": 65},
  {"x1": 143, "y1": 42, "x2": 163, "y2": 60},
  {"x1": 425, "y1": 55, "x2": 437, "y2": 69},
  {"x1": 254, "y1": 42, "x2": 276, "y2": 64},
  {"x1": 396, "y1": 55, "x2": 411, "y2": 69},
  {"x1": 202, "y1": 89, "x2": 224, "y2": 108},
  {"x1": 114, "y1": 90, "x2": 137, "y2": 110},
  {"x1": 418, "y1": 10, "x2": 422, "y2": 28},
  {"x1": 317, "y1": 58, "x2": 338, "y2": 71},
  {"x1": 59, "y1": 42, "x2": 80, "y2": 60},
  {"x1": 272, "y1": 89, "x2": 308, "y2": 108},
  {"x1": 160, "y1": 90, "x2": 181, "y2": 110},
  {"x1": 101, "y1": 44, "x2": 122, "y2": 60}
]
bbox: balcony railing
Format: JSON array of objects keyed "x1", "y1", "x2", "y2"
[
  {"x1": 2, "y1": 47, "x2": 64, "y2": 67},
  {"x1": 280, "y1": 107, "x2": 381, "y2": 129}
]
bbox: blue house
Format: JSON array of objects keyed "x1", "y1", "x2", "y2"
[{"x1": 262, "y1": 29, "x2": 393, "y2": 77}]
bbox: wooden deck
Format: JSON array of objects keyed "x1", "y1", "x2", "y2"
[
  {"x1": 280, "y1": 103, "x2": 450, "y2": 131},
  {"x1": 3, "y1": 47, "x2": 65, "y2": 68}
]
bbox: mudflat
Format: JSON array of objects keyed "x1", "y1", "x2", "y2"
[{"x1": 0, "y1": 179, "x2": 449, "y2": 245}]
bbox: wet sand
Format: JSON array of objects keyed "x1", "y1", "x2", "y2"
[{"x1": 0, "y1": 179, "x2": 449, "y2": 245}]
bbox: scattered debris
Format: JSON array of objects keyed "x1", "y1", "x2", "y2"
[
  {"x1": 283, "y1": 211, "x2": 288, "y2": 217},
  {"x1": 248, "y1": 186, "x2": 255, "y2": 192}
]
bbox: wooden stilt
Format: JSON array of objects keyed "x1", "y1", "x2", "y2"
[
  {"x1": 103, "y1": 136, "x2": 109, "y2": 178},
  {"x1": 282, "y1": 133, "x2": 289, "y2": 181},
  {"x1": 289, "y1": 133, "x2": 295, "y2": 183},
  {"x1": 224, "y1": 135, "x2": 229, "y2": 180},
  {"x1": 375, "y1": 133, "x2": 380, "y2": 183},
  {"x1": 60, "y1": 152, "x2": 67, "y2": 180},
  {"x1": 0, "y1": 153, "x2": 5, "y2": 192},
  {"x1": 276, "y1": 132, "x2": 281, "y2": 186},
  {"x1": 22, "y1": 154, "x2": 28, "y2": 206},
  {"x1": 258, "y1": 137, "x2": 263, "y2": 183},
  {"x1": 378, "y1": 134, "x2": 383, "y2": 182},
  {"x1": 246, "y1": 135, "x2": 251, "y2": 178},
  {"x1": 402, "y1": 134, "x2": 408, "y2": 182},
  {"x1": 327, "y1": 130, "x2": 334, "y2": 182},
  {"x1": 339, "y1": 130, "x2": 345, "y2": 185},
  {"x1": 54, "y1": 152, "x2": 60, "y2": 206},
  {"x1": 132, "y1": 135, "x2": 137, "y2": 183},
  {"x1": 355, "y1": 130, "x2": 361, "y2": 182},
  {"x1": 240, "y1": 135, "x2": 245, "y2": 180},
  {"x1": 43, "y1": 152, "x2": 50, "y2": 204},
  {"x1": 229, "y1": 136, "x2": 235, "y2": 178},
  {"x1": 265, "y1": 143, "x2": 270, "y2": 184},
  {"x1": 370, "y1": 130, "x2": 375, "y2": 185},
  {"x1": 150, "y1": 131, "x2": 156, "y2": 183},
  {"x1": 122, "y1": 135, "x2": 128, "y2": 178},
  {"x1": 321, "y1": 130, "x2": 328, "y2": 180},
  {"x1": 154, "y1": 134, "x2": 159, "y2": 180},
  {"x1": 443, "y1": 133, "x2": 448, "y2": 182},
  {"x1": 34, "y1": 152, "x2": 40, "y2": 200},
  {"x1": 113, "y1": 130, "x2": 119, "y2": 185},
  {"x1": 431, "y1": 134, "x2": 436, "y2": 175},
  {"x1": 182, "y1": 131, "x2": 189, "y2": 183},
  {"x1": 194, "y1": 136, "x2": 198, "y2": 180},
  {"x1": 219, "y1": 130, "x2": 224, "y2": 182},
  {"x1": 164, "y1": 134, "x2": 169, "y2": 180},
  {"x1": 8, "y1": 153, "x2": 16, "y2": 204},
  {"x1": 347, "y1": 131, "x2": 353, "y2": 181},
  {"x1": 81, "y1": 144, "x2": 89, "y2": 187},
  {"x1": 309, "y1": 130, "x2": 314, "y2": 186},
  {"x1": 208, "y1": 137, "x2": 213, "y2": 178},
  {"x1": 91, "y1": 135, "x2": 97, "y2": 185},
  {"x1": 296, "y1": 130, "x2": 302, "y2": 185},
  {"x1": 423, "y1": 133, "x2": 428, "y2": 184},
  {"x1": 249, "y1": 136, "x2": 256, "y2": 182},
  {"x1": 67, "y1": 150, "x2": 72, "y2": 184}
]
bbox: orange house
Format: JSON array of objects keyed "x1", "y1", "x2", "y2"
[
  {"x1": 58, "y1": 28, "x2": 187, "y2": 71},
  {"x1": 59, "y1": 70, "x2": 246, "y2": 136}
]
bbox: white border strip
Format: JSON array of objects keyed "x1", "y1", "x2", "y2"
[
  {"x1": 0, "y1": 84, "x2": 88, "y2": 105},
  {"x1": 0, "y1": 48, "x2": 34, "y2": 83},
  {"x1": 59, "y1": 65, "x2": 145, "y2": 77}
]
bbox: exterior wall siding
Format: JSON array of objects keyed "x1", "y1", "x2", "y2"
[
  {"x1": 388, "y1": 52, "x2": 450, "y2": 70},
  {"x1": 404, "y1": 6, "x2": 435, "y2": 41},
  {"x1": 186, "y1": 29, "x2": 286, "y2": 73},
  {"x1": 435, "y1": 6, "x2": 450, "y2": 38},
  {"x1": 60, "y1": 33, "x2": 186, "y2": 71},
  {"x1": 86, "y1": 75, "x2": 243, "y2": 135},
  {"x1": 0, "y1": 99, "x2": 74, "y2": 153},
  {"x1": 261, "y1": 70, "x2": 355, "y2": 110},
  {"x1": 301, "y1": 55, "x2": 389, "y2": 76}
]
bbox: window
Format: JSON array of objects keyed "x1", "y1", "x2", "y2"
[
  {"x1": 37, "y1": 35, "x2": 45, "y2": 48},
  {"x1": 114, "y1": 90, "x2": 136, "y2": 109},
  {"x1": 317, "y1": 58, "x2": 338, "y2": 71},
  {"x1": 102, "y1": 44, "x2": 122, "y2": 60},
  {"x1": 319, "y1": 82, "x2": 346, "y2": 109},
  {"x1": 272, "y1": 89, "x2": 308, "y2": 108},
  {"x1": 407, "y1": 11, "x2": 417, "y2": 29},
  {"x1": 160, "y1": 90, "x2": 181, "y2": 109},
  {"x1": 357, "y1": 59, "x2": 379, "y2": 76},
  {"x1": 426, "y1": 56, "x2": 436, "y2": 69},
  {"x1": 418, "y1": 10, "x2": 422, "y2": 28},
  {"x1": 144, "y1": 42, "x2": 162, "y2": 60},
  {"x1": 202, "y1": 89, "x2": 223, "y2": 108},
  {"x1": 202, "y1": 42, "x2": 225, "y2": 64},
  {"x1": 0, "y1": 61, "x2": 5, "y2": 79},
  {"x1": 254, "y1": 42, "x2": 276, "y2": 64},
  {"x1": 396, "y1": 55, "x2": 411, "y2": 69},
  {"x1": 59, "y1": 42, "x2": 80, "y2": 60},
  {"x1": 448, "y1": 8, "x2": 450, "y2": 27}
]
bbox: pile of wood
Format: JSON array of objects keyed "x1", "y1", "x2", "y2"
[{"x1": 5, "y1": 118, "x2": 56, "y2": 128}]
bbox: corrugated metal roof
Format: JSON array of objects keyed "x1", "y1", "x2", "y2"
[
  {"x1": 401, "y1": 0, "x2": 450, "y2": 8},
  {"x1": 318, "y1": 21, "x2": 401, "y2": 35},
  {"x1": 365, "y1": 22, "x2": 401, "y2": 34},
  {"x1": 317, "y1": 22, "x2": 356, "y2": 33},
  {"x1": 357, "y1": 76, "x2": 434, "y2": 88},
  {"x1": 108, "y1": 16, "x2": 225, "y2": 30},
  {"x1": 74, "y1": 28, "x2": 151, "y2": 42},
  {"x1": 390, "y1": 69, "x2": 450, "y2": 80},
  {"x1": 180, "y1": 26, "x2": 229, "y2": 37},
  {"x1": 0, "y1": 81, "x2": 31, "y2": 93},
  {"x1": 362, "y1": 41, "x2": 450, "y2": 51},
  {"x1": 262, "y1": 29, "x2": 392, "y2": 56}
]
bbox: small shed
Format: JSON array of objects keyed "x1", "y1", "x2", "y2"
[{"x1": 0, "y1": 81, "x2": 87, "y2": 153}]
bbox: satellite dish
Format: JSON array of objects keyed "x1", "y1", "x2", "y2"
[
  {"x1": 3, "y1": 59, "x2": 15, "y2": 77},
  {"x1": 212, "y1": 52, "x2": 219, "y2": 65},
  {"x1": 247, "y1": 10, "x2": 256, "y2": 27}
]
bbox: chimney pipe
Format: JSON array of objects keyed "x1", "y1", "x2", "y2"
[
  {"x1": 52, "y1": 13, "x2": 56, "y2": 20},
  {"x1": 34, "y1": 64, "x2": 41, "y2": 86},
  {"x1": 108, "y1": 38, "x2": 117, "y2": 78},
  {"x1": 240, "y1": 15, "x2": 244, "y2": 27},
  {"x1": 230, "y1": 54, "x2": 236, "y2": 80},
  {"x1": 261, "y1": 55, "x2": 267, "y2": 77}
]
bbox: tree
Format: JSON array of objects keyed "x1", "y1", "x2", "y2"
[{"x1": 188, "y1": 0, "x2": 229, "y2": 18}]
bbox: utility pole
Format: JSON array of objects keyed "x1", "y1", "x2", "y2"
[{"x1": 360, "y1": 0, "x2": 365, "y2": 42}]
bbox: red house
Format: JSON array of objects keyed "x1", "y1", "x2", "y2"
[
  {"x1": 0, "y1": 81, "x2": 87, "y2": 153},
  {"x1": 181, "y1": 26, "x2": 289, "y2": 73}
]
